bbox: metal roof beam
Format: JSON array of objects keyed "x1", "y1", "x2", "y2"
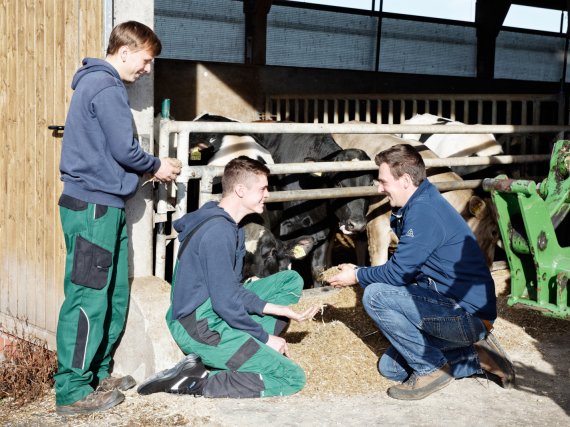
[{"x1": 475, "y1": 0, "x2": 511, "y2": 79}]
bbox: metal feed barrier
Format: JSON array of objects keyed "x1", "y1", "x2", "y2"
[
  {"x1": 264, "y1": 94, "x2": 562, "y2": 126},
  {"x1": 155, "y1": 121, "x2": 566, "y2": 279}
]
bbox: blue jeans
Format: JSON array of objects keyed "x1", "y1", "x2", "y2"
[{"x1": 362, "y1": 281, "x2": 488, "y2": 381}]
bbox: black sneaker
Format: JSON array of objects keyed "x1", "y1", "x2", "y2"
[
  {"x1": 56, "y1": 389, "x2": 124, "y2": 416},
  {"x1": 137, "y1": 353, "x2": 208, "y2": 395},
  {"x1": 97, "y1": 375, "x2": 137, "y2": 392}
]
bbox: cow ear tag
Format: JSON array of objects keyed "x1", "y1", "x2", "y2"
[
  {"x1": 191, "y1": 147, "x2": 202, "y2": 161},
  {"x1": 292, "y1": 245, "x2": 306, "y2": 259},
  {"x1": 468, "y1": 196, "x2": 485, "y2": 219}
]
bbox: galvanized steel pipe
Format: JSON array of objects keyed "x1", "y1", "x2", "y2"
[
  {"x1": 162, "y1": 120, "x2": 570, "y2": 135},
  {"x1": 194, "y1": 180, "x2": 484, "y2": 204},
  {"x1": 178, "y1": 154, "x2": 550, "y2": 181}
]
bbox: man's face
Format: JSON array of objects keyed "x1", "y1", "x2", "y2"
[
  {"x1": 120, "y1": 46, "x2": 154, "y2": 83},
  {"x1": 241, "y1": 174, "x2": 269, "y2": 215},
  {"x1": 377, "y1": 162, "x2": 408, "y2": 208}
]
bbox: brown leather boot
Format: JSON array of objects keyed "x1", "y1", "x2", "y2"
[
  {"x1": 474, "y1": 332, "x2": 516, "y2": 388},
  {"x1": 56, "y1": 389, "x2": 124, "y2": 416},
  {"x1": 387, "y1": 363, "x2": 454, "y2": 400}
]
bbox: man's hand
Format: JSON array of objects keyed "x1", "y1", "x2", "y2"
[
  {"x1": 263, "y1": 303, "x2": 320, "y2": 322},
  {"x1": 327, "y1": 263, "x2": 359, "y2": 288},
  {"x1": 153, "y1": 157, "x2": 182, "y2": 182},
  {"x1": 288, "y1": 305, "x2": 321, "y2": 322},
  {"x1": 266, "y1": 335, "x2": 290, "y2": 357}
]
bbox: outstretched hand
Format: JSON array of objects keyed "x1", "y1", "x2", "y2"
[
  {"x1": 263, "y1": 303, "x2": 320, "y2": 323},
  {"x1": 288, "y1": 305, "x2": 321, "y2": 322},
  {"x1": 327, "y1": 263, "x2": 359, "y2": 288}
]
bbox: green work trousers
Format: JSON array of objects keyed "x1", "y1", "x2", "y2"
[
  {"x1": 54, "y1": 196, "x2": 129, "y2": 406},
  {"x1": 167, "y1": 270, "x2": 306, "y2": 398}
]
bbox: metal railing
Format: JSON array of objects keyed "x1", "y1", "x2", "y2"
[
  {"x1": 155, "y1": 120, "x2": 566, "y2": 279},
  {"x1": 263, "y1": 93, "x2": 562, "y2": 125}
]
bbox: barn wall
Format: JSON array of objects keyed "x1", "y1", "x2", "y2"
[
  {"x1": 0, "y1": 0, "x2": 104, "y2": 349},
  {"x1": 154, "y1": 59, "x2": 565, "y2": 122}
]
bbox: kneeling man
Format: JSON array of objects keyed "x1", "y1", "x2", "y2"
[
  {"x1": 139, "y1": 156, "x2": 318, "y2": 398},
  {"x1": 329, "y1": 144, "x2": 515, "y2": 400}
]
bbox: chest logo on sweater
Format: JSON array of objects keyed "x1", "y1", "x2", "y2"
[{"x1": 405, "y1": 228, "x2": 415, "y2": 238}]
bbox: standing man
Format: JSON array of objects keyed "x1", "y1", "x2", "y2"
[
  {"x1": 55, "y1": 21, "x2": 181, "y2": 415},
  {"x1": 137, "y1": 156, "x2": 319, "y2": 398},
  {"x1": 328, "y1": 144, "x2": 515, "y2": 400}
]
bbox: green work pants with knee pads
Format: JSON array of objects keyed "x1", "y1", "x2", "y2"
[
  {"x1": 54, "y1": 196, "x2": 129, "y2": 406},
  {"x1": 167, "y1": 269, "x2": 306, "y2": 398}
]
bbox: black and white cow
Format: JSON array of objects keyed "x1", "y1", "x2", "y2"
[
  {"x1": 256, "y1": 128, "x2": 373, "y2": 286},
  {"x1": 190, "y1": 114, "x2": 374, "y2": 286},
  {"x1": 188, "y1": 113, "x2": 274, "y2": 166},
  {"x1": 242, "y1": 223, "x2": 315, "y2": 280}
]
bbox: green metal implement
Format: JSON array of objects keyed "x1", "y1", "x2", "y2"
[{"x1": 483, "y1": 140, "x2": 570, "y2": 318}]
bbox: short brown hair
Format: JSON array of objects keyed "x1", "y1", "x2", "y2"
[
  {"x1": 106, "y1": 21, "x2": 162, "y2": 57},
  {"x1": 222, "y1": 156, "x2": 270, "y2": 196},
  {"x1": 375, "y1": 144, "x2": 426, "y2": 186}
]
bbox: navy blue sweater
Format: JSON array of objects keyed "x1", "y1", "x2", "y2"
[
  {"x1": 171, "y1": 202, "x2": 269, "y2": 343},
  {"x1": 357, "y1": 180, "x2": 496, "y2": 320},
  {"x1": 60, "y1": 58, "x2": 160, "y2": 208}
]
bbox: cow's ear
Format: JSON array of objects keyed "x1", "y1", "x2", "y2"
[
  {"x1": 304, "y1": 157, "x2": 323, "y2": 177},
  {"x1": 287, "y1": 236, "x2": 315, "y2": 259},
  {"x1": 468, "y1": 196, "x2": 486, "y2": 219}
]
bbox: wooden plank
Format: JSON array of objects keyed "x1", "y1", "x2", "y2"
[
  {"x1": 35, "y1": 0, "x2": 47, "y2": 330},
  {"x1": 48, "y1": 0, "x2": 69, "y2": 332},
  {"x1": 43, "y1": 0, "x2": 57, "y2": 334},
  {"x1": 8, "y1": 0, "x2": 23, "y2": 319},
  {"x1": 85, "y1": 0, "x2": 102, "y2": 56},
  {"x1": 24, "y1": 0, "x2": 36, "y2": 324},
  {"x1": 0, "y1": 0, "x2": 8, "y2": 316}
]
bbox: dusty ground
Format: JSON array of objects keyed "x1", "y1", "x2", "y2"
[{"x1": 1, "y1": 269, "x2": 569, "y2": 427}]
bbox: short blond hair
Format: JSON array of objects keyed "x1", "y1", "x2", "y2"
[{"x1": 106, "y1": 21, "x2": 162, "y2": 57}]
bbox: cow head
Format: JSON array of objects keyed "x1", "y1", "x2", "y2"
[
  {"x1": 321, "y1": 149, "x2": 373, "y2": 235},
  {"x1": 463, "y1": 195, "x2": 500, "y2": 267},
  {"x1": 188, "y1": 113, "x2": 245, "y2": 163},
  {"x1": 243, "y1": 223, "x2": 315, "y2": 280}
]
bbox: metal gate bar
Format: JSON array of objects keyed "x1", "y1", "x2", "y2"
[{"x1": 155, "y1": 120, "x2": 566, "y2": 279}]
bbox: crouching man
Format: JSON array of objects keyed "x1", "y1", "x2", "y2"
[
  {"x1": 328, "y1": 144, "x2": 515, "y2": 400},
  {"x1": 138, "y1": 156, "x2": 319, "y2": 398}
]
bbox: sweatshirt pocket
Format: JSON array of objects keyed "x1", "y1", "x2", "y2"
[{"x1": 71, "y1": 235, "x2": 113, "y2": 290}]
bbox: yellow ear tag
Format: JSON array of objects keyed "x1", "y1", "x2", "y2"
[
  {"x1": 293, "y1": 245, "x2": 306, "y2": 259},
  {"x1": 312, "y1": 171, "x2": 322, "y2": 177},
  {"x1": 190, "y1": 147, "x2": 202, "y2": 161}
]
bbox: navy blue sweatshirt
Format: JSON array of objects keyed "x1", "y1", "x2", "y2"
[
  {"x1": 60, "y1": 58, "x2": 160, "y2": 208},
  {"x1": 356, "y1": 180, "x2": 497, "y2": 320},
  {"x1": 172, "y1": 202, "x2": 269, "y2": 343}
]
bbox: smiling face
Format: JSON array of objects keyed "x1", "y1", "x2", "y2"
[
  {"x1": 117, "y1": 45, "x2": 154, "y2": 83},
  {"x1": 240, "y1": 173, "x2": 269, "y2": 215},
  {"x1": 377, "y1": 162, "x2": 409, "y2": 208}
]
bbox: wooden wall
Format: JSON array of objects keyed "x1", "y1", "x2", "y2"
[{"x1": 0, "y1": 0, "x2": 103, "y2": 349}]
